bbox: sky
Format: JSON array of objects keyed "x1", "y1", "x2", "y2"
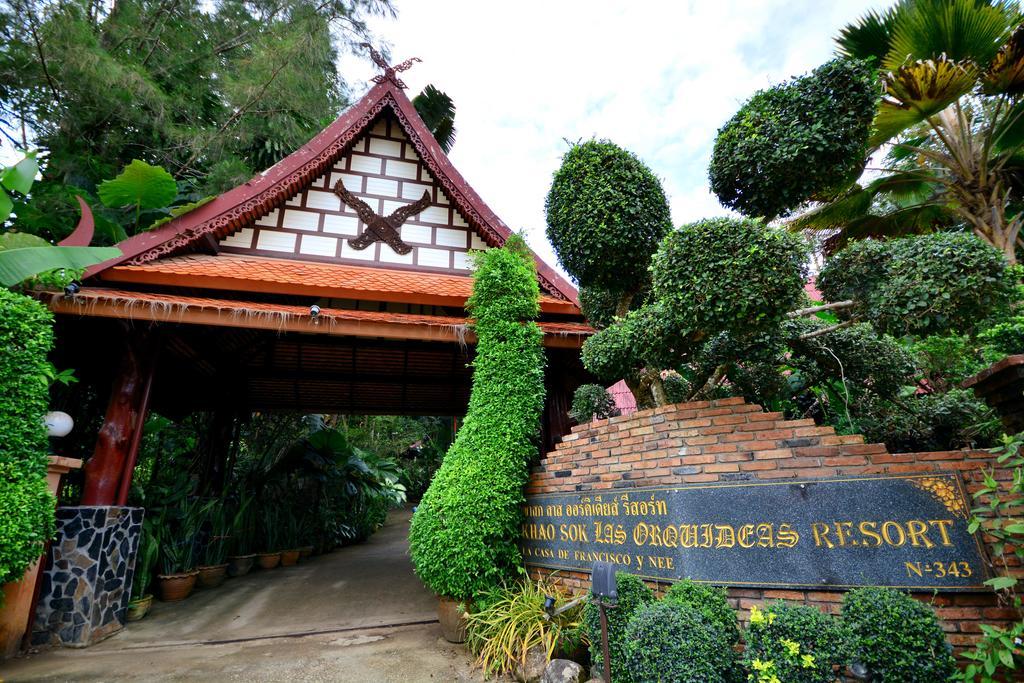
[{"x1": 337, "y1": 0, "x2": 894, "y2": 277}]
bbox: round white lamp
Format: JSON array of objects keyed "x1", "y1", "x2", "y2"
[{"x1": 44, "y1": 411, "x2": 74, "y2": 438}]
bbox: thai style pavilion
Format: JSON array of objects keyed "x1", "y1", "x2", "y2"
[{"x1": 42, "y1": 58, "x2": 592, "y2": 509}]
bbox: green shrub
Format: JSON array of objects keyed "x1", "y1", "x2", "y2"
[
  {"x1": 583, "y1": 572, "x2": 654, "y2": 681},
  {"x1": 979, "y1": 315, "x2": 1024, "y2": 357},
  {"x1": 0, "y1": 289, "x2": 56, "y2": 586},
  {"x1": 842, "y1": 587, "x2": 956, "y2": 682},
  {"x1": 465, "y1": 577, "x2": 585, "y2": 677},
  {"x1": 710, "y1": 58, "x2": 877, "y2": 220},
  {"x1": 545, "y1": 139, "x2": 671, "y2": 292},
  {"x1": 622, "y1": 601, "x2": 731, "y2": 683},
  {"x1": 663, "y1": 579, "x2": 739, "y2": 646},
  {"x1": 817, "y1": 232, "x2": 1015, "y2": 337},
  {"x1": 409, "y1": 236, "x2": 546, "y2": 599},
  {"x1": 743, "y1": 602, "x2": 846, "y2": 683},
  {"x1": 569, "y1": 384, "x2": 617, "y2": 423}
]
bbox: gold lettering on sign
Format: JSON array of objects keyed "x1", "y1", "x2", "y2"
[{"x1": 811, "y1": 520, "x2": 956, "y2": 549}]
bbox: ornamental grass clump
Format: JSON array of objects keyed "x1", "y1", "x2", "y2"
[
  {"x1": 622, "y1": 601, "x2": 733, "y2": 683},
  {"x1": 742, "y1": 602, "x2": 846, "y2": 683},
  {"x1": 464, "y1": 576, "x2": 585, "y2": 677},
  {"x1": 0, "y1": 288, "x2": 56, "y2": 587},
  {"x1": 409, "y1": 235, "x2": 545, "y2": 600},
  {"x1": 842, "y1": 587, "x2": 956, "y2": 682},
  {"x1": 583, "y1": 572, "x2": 653, "y2": 681}
]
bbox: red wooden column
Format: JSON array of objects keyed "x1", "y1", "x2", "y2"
[{"x1": 81, "y1": 328, "x2": 159, "y2": 506}]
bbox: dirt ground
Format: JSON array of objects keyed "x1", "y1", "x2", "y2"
[{"x1": 2, "y1": 509, "x2": 486, "y2": 682}]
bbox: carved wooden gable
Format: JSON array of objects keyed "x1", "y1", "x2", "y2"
[{"x1": 219, "y1": 112, "x2": 487, "y2": 273}]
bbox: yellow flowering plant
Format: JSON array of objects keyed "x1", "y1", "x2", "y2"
[{"x1": 742, "y1": 602, "x2": 845, "y2": 683}]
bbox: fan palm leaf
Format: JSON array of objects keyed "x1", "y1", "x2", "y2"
[
  {"x1": 883, "y1": 0, "x2": 1018, "y2": 71},
  {"x1": 412, "y1": 84, "x2": 456, "y2": 154},
  {"x1": 870, "y1": 57, "x2": 979, "y2": 146},
  {"x1": 837, "y1": 5, "x2": 900, "y2": 62},
  {"x1": 983, "y1": 23, "x2": 1024, "y2": 93}
]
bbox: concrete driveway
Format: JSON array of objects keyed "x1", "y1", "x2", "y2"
[{"x1": 3, "y1": 508, "x2": 483, "y2": 682}]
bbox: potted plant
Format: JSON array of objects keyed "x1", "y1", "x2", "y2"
[
  {"x1": 256, "y1": 505, "x2": 281, "y2": 570},
  {"x1": 196, "y1": 501, "x2": 230, "y2": 588},
  {"x1": 126, "y1": 519, "x2": 159, "y2": 621},
  {"x1": 227, "y1": 493, "x2": 256, "y2": 577},
  {"x1": 157, "y1": 499, "x2": 199, "y2": 601},
  {"x1": 280, "y1": 509, "x2": 302, "y2": 567}
]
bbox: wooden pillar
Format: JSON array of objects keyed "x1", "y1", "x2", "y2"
[{"x1": 81, "y1": 328, "x2": 158, "y2": 506}]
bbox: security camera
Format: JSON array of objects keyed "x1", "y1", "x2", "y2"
[{"x1": 310, "y1": 304, "x2": 321, "y2": 318}]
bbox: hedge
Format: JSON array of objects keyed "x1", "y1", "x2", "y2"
[
  {"x1": 408, "y1": 235, "x2": 546, "y2": 599},
  {"x1": 0, "y1": 288, "x2": 56, "y2": 585},
  {"x1": 583, "y1": 572, "x2": 654, "y2": 681},
  {"x1": 622, "y1": 601, "x2": 731, "y2": 683}
]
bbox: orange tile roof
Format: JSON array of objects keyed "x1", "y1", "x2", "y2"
[
  {"x1": 43, "y1": 287, "x2": 592, "y2": 348},
  {"x1": 102, "y1": 254, "x2": 579, "y2": 314}
]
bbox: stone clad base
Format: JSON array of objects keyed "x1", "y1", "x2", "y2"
[{"x1": 32, "y1": 506, "x2": 144, "y2": 648}]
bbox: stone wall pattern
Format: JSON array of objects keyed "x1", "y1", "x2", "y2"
[
  {"x1": 525, "y1": 397, "x2": 1023, "y2": 655},
  {"x1": 32, "y1": 506, "x2": 144, "y2": 648}
]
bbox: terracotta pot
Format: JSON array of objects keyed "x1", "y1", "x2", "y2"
[
  {"x1": 298, "y1": 546, "x2": 314, "y2": 560},
  {"x1": 126, "y1": 594, "x2": 153, "y2": 621},
  {"x1": 256, "y1": 552, "x2": 281, "y2": 570},
  {"x1": 157, "y1": 571, "x2": 197, "y2": 602},
  {"x1": 437, "y1": 596, "x2": 469, "y2": 644},
  {"x1": 280, "y1": 550, "x2": 300, "y2": 567},
  {"x1": 197, "y1": 564, "x2": 229, "y2": 588},
  {"x1": 227, "y1": 554, "x2": 255, "y2": 577}
]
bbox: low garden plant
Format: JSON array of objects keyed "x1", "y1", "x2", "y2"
[
  {"x1": 742, "y1": 601, "x2": 846, "y2": 683},
  {"x1": 464, "y1": 576, "x2": 585, "y2": 677},
  {"x1": 583, "y1": 572, "x2": 653, "y2": 681},
  {"x1": 622, "y1": 600, "x2": 732, "y2": 683},
  {"x1": 569, "y1": 383, "x2": 618, "y2": 423},
  {"x1": 842, "y1": 587, "x2": 956, "y2": 682}
]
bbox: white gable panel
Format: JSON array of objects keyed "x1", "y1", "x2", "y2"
[{"x1": 219, "y1": 113, "x2": 489, "y2": 272}]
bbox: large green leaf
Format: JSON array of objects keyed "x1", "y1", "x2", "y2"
[
  {"x1": 1, "y1": 156, "x2": 38, "y2": 195},
  {"x1": 836, "y1": 5, "x2": 899, "y2": 63},
  {"x1": 0, "y1": 245, "x2": 121, "y2": 286},
  {"x1": 883, "y1": 0, "x2": 1017, "y2": 71},
  {"x1": 412, "y1": 84, "x2": 457, "y2": 154},
  {"x1": 870, "y1": 58, "x2": 978, "y2": 146},
  {"x1": 0, "y1": 232, "x2": 51, "y2": 250},
  {"x1": 98, "y1": 159, "x2": 177, "y2": 210},
  {"x1": 0, "y1": 189, "x2": 12, "y2": 223}
]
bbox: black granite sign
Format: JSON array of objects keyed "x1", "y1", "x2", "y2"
[{"x1": 521, "y1": 474, "x2": 990, "y2": 591}]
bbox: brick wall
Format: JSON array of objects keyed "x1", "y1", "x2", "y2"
[{"x1": 525, "y1": 397, "x2": 1023, "y2": 653}]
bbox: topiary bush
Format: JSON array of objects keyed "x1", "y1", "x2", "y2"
[
  {"x1": 545, "y1": 139, "x2": 671, "y2": 292},
  {"x1": 817, "y1": 232, "x2": 1016, "y2": 337},
  {"x1": 742, "y1": 602, "x2": 846, "y2": 683},
  {"x1": 663, "y1": 579, "x2": 740, "y2": 646},
  {"x1": 709, "y1": 58, "x2": 877, "y2": 220},
  {"x1": 842, "y1": 587, "x2": 956, "y2": 682},
  {"x1": 650, "y1": 217, "x2": 808, "y2": 344},
  {"x1": 621, "y1": 601, "x2": 732, "y2": 683},
  {"x1": 569, "y1": 384, "x2": 618, "y2": 423},
  {"x1": 408, "y1": 235, "x2": 546, "y2": 599},
  {"x1": 583, "y1": 572, "x2": 654, "y2": 681},
  {"x1": 980, "y1": 315, "x2": 1024, "y2": 357},
  {"x1": 0, "y1": 288, "x2": 56, "y2": 586}
]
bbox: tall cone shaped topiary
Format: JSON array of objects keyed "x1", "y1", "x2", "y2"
[{"x1": 409, "y1": 234, "x2": 546, "y2": 601}]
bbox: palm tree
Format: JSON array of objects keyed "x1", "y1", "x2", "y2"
[
  {"x1": 413, "y1": 84, "x2": 456, "y2": 154},
  {"x1": 793, "y1": 0, "x2": 1024, "y2": 264}
]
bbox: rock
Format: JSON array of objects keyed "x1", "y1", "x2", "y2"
[
  {"x1": 514, "y1": 645, "x2": 549, "y2": 683},
  {"x1": 541, "y1": 659, "x2": 585, "y2": 683}
]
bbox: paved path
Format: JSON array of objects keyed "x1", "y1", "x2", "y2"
[{"x1": 3, "y1": 509, "x2": 483, "y2": 682}]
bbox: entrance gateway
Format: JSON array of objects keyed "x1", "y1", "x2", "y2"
[{"x1": 31, "y1": 59, "x2": 592, "y2": 647}]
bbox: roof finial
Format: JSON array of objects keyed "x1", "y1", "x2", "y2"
[{"x1": 361, "y1": 43, "x2": 421, "y2": 89}]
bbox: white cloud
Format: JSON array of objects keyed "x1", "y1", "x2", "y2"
[{"x1": 339, "y1": 0, "x2": 894, "y2": 280}]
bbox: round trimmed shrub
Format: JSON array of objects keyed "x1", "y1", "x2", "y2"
[
  {"x1": 842, "y1": 587, "x2": 956, "y2": 682},
  {"x1": 545, "y1": 139, "x2": 671, "y2": 291},
  {"x1": 583, "y1": 572, "x2": 653, "y2": 680},
  {"x1": 742, "y1": 601, "x2": 846, "y2": 683},
  {"x1": 663, "y1": 579, "x2": 739, "y2": 645},
  {"x1": 817, "y1": 232, "x2": 1015, "y2": 337},
  {"x1": 408, "y1": 235, "x2": 546, "y2": 599},
  {"x1": 569, "y1": 384, "x2": 617, "y2": 423},
  {"x1": 650, "y1": 217, "x2": 807, "y2": 342},
  {"x1": 0, "y1": 289, "x2": 56, "y2": 586},
  {"x1": 710, "y1": 58, "x2": 876, "y2": 220},
  {"x1": 622, "y1": 601, "x2": 731, "y2": 683}
]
